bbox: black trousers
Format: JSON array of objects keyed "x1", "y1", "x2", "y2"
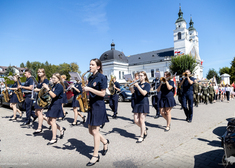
[
  {"x1": 24, "y1": 95, "x2": 36, "y2": 122},
  {"x1": 226, "y1": 91, "x2": 230, "y2": 101}
]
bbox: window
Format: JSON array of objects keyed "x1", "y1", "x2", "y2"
[
  {"x1": 178, "y1": 32, "x2": 181, "y2": 40},
  {"x1": 122, "y1": 72, "x2": 124, "y2": 79},
  {"x1": 132, "y1": 71, "x2": 135, "y2": 78},
  {"x1": 151, "y1": 69, "x2": 154, "y2": 78},
  {"x1": 119, "y1": 71, "x2": 121, "y2": 79}
]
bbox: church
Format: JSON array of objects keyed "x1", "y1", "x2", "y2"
[{"x1": 99, "y1": 7, "x2": 203, "y2": 83}]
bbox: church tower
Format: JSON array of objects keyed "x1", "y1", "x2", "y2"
[{"x1": 173, "y1": 6, "x2": 191, "y2": 55}]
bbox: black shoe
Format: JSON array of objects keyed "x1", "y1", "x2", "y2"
[
  {"x1": 47, "y1": 139, "x2": 57, "y2": 145},
  {"x1": 9, "y1": 117, "x2": 17, "y2": 121},
  {"x1": 33, "y1": 129, "x2": 42, "y2": 134},
  {"x1": 136, "y1": 137, "x2": 144, "y2": 143},
  {"x1": 71, "y1": 121, "x2": 78, "y2": 126},
  {"x1": 86, "y1": 155, "x2": 100, "y2": 166},
  {"x1": 196, "y1": 105, "x2": 198, "y2": 107},
  {"x1": 82, "y1": 116, "x2": 86, "y2": 123},
  {"x1": 143, "y1": 127, "x2": 148, "y2": 139},
  {"x1": 154, "y1": 115, "x2": 160, "y2": 119},
  {"x1": 186, "y1": 118, "x2": 189, "y2": 122},
  {"x1": 188, "y1": 120, "x2": 192, "y2": 123},
  {"x1": 102, "y1": 139, "x2": 110, "y2": 156},
  {"x1": 112, "y1": 115, "x2": 117, "y2": 119},
  {"x1": 165, "y1": 126, "x2": 170, "y2": 132},
  {"x1": 21, "y1": 121, "x2": 30, "y2": 126},
  {"x1": 100, "y1": 124, "x2": 105, "y2": 129},
  {"x1": 60, "y1": 127, "x2": 66, "y2": 139},
  {"x1": 32, "y1": 116, "x2": 38, "y2": 123}
]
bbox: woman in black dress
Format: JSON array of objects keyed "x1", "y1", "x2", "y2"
[
  {"x1": 157, "y1": 71, "x2": 176, "y2": 131},
  {"x1": 7, "y1": 75, "x2": 22, "y2": 120},
  {"x1": 130, "y1": 71, "x2": 150, "y2": 143},
  {"x1": 43, "y1": 73, "x2": 66, "y2": 145},
  {"x1": 71, "y1": 80, "x2": 86, "y2": 125},
  {"x1": 33, "y1": 68, "x2": 49, "y2": 134},
  {"x1": 83, "y1": 58, "x2": 109, "y2": 166}
]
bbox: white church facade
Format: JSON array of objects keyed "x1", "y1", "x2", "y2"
[{"x1": 100, "y1": 7, "x2": 203, "y2": 83}]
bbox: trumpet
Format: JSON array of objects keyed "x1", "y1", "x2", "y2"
[
  {"x1": 127, "y1": 79, "x2": 140, "y2": 87},
  {"x1": 160, "y1": 77, "x2": 171, "y2": 83},
  {"x1": 182, "y1": 72, "x2": 194, "y2": 78}
]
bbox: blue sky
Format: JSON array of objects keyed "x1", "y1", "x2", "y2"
[{"x1": 0, "y1": 0, "x2": 235, "y2": 77}]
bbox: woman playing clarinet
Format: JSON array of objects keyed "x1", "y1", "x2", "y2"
[
  {"x1": 130, "y1": 71, "x2": 150, "y2": 143},
  {"x1": 83, "y1": 58, "x2": 109, "y2": 166}
]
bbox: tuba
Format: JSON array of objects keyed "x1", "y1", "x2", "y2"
[
  {"x1": 76, "y1": 70, "x2": 90, "y2": 112},
  {"x1": 2, "y1": 80, "x2": 10, "y2": 102},
  {"x1": 37, "y1": 84, "x2": 52, "y2": 108},
  {"x1": 109, "y1": 75, "x2": 115, "y2": 95},
  {"x1": 14, "y1": 76, "x2": 24, "y2": 102}
]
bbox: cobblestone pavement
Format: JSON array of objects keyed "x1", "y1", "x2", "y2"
[{"x1": 0, "y1": 99, "x2": 234, "y2": 168}]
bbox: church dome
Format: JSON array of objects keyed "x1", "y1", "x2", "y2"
[{"x1": 100, "y1": 42, "x2": 128, "y2": 63}]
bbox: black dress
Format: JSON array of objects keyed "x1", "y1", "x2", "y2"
[
  {"x1": 132, "y1": 82, "x2": 150, "y2": 114},
  {"x1": 10, "y1": 82, "x2": 20, "y2": 103},
  {"x1": 159, "y1": 80, "x2": 176, "y2": 108},
  {"x1": 86, "y1": 72, "x2": 109, "y2": 126},
  {"x1": 72, "y1": 83, "x2": 82, "y2": 107},
  {"x1": 46, "y1": 83, "x2": 64, "y2": 118}
]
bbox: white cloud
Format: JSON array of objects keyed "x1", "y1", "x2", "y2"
[{"x1": 81, "y1": 1, "x2": 109, "y2": 32}]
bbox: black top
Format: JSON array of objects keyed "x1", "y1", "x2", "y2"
[
  {"x1": 37, "y1": 79, "x2": 49, "y2": 89},
  {"x1": 160, "y1": 80, "x2": 175, "y2": 97},
  {"x1": 180, "y1": 77, "x2": 195, "y2": 93}
]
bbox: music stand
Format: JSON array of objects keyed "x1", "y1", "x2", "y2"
[{"x1": 69, "y1": 72, "x2": 82, "y2": 82}]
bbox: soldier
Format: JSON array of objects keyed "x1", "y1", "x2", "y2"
[
  {"x1": 198, "y1": 81, "x2": 202, "y2": 103},
  {"x1": 202, "y1": 83, "x2": 209, "y2": 105},
  {"x1": 208, "y1": 83, "x2": 215, "y2": 104},
  {"x1": 193, "y1": 80, "x2": 200, "y2": 107}
]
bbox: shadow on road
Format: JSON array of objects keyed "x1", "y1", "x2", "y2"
[
  {"x1": 104, "y1": 127, "x2": 136, "y2": 140},
  {"x1": 53, "y1": 138, "x2": 93, "y2": 159}
]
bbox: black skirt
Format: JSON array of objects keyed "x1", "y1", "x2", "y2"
[
  {"x1": 10, "y1": 93, "x2": 19, "y2": 103},
  {"x1": 159, "y1": 96, "x2": 176, "y2": 108}
]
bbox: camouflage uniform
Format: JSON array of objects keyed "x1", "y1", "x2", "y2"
[
  {"x1": 202, "y1": 85, "x2": 209, "y2": 104},
  {"x1": 208, "y1": 85, "x2": 215, "y2": 103},
  {"x1": 193, "y1": 83, "x2": 200, "y2": 107}
]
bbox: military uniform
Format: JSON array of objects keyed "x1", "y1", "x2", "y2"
[
  {"x1": 193, "y1": 83, "x2": 200, "y2": 107},
  {"x1": 208, "y1": 85, "x2": 215, "y2": 103},
  {"x1": 201, "y1": 85, "x2": 209, "y2": 104}
]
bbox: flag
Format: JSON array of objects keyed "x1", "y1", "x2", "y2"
[
  {"x1": 232, "y1": 82, "x2": 235, "y2": 89},
  {"x1": 173, "y1": 76, "x2": 177, "y2": 97},
  {"x1": 201, "y1": 60, "x2": 203, "y2": 65}
]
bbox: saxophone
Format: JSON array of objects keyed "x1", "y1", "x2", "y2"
[
  {"x1": 14, "y1": 77, "x2": 24, "y2": 102},
  {"x1": 2, "y1": 80, "x2": 10, "y2": 102},
  {"x1": 76, "y1": 70, "x2": 90, "y2": 112},
  {"x1": 109, "y1": 75, "x2": 115, "y2": 95}
]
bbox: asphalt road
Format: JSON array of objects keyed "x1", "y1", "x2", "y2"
[{"x1": 0, "y1": 98, "x2": 234, "y2": 168}]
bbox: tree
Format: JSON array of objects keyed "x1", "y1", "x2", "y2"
[
  {"x1": 20, "y1": 63, "x2": 25, "y2": 68},
  {"x1": 5, "y1": 66, "x2": 15, "y2": 76},
  {"x1": 70, "y1": 62, "x2": 81, "y2": 74},
  {"x1": 230, "y1": 57, "x2": 235, "y2": 83},
  {"x1": 26, "y1": 61, "x2": 31, "y2": 69},
  {"x1": 206, "y1": 68, "x2": 221, "y2": 83},
  {"x1": 219, "y1": 67, "x2": 230, "y2": 75},
  {"x1": 58, "y1": 63, "x2": 71, "y2": 80},
  {"x1": 169, "y1": 55, "x2": 198, "y2": 76}
]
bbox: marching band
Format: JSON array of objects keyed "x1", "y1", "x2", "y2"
[{"x1": 2, "y1": 59, "x2": 235, "y2": 166}]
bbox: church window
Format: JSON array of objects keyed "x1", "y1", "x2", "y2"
[
  {"x1": 138, "y1": 57, "x2": 141, "y2": 59},
  {"x1": 132, "y1": 71, "x2": 135, "y2": 78},
  {"x1": 119, "y1": 71, "x2": 121, "y2": 79},
  {"x1": 151, "y1": 69, "x2": 154, "y2": 77},
  {"x1": 178, "y1": 32, "x2": 181, "y2": 40},
  {"x1": 119, "y1": 54, "x2": 122, "y2": 59},
  {"x1": 104, "y1": 54, "x2": 108, "y2": 60},
  {"x1": 152, "y1": 55, "x2": 154, "y2": 57},
  {"x1": 122, "y1": 72, "x2": 124, "y2": 79}
]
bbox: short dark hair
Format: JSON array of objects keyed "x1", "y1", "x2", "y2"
[{"x1": 25, "y1": 69, "x2": 32, "y2": 74}]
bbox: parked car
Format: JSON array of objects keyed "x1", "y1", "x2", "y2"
[{"x1": 118, "y1": 86, "x2": 132, "y2": 102}]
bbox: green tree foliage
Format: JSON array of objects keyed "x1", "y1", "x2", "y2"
[
  {"x1": 230, "y1": 57, "x2": 235, "y2": 83},
  {"x1": 18, "y1": 61, "x2": 80, "y2": 80},
  {"x1": 20, "y1": 63, "x2": 25, "y2": 68},
  {"x1": 219, "y1": 67, "x2": 230, "y2": 75},
  {"x1": 169, "y1": 55, "x2": 198, "y2": 76},
  {"x1": 5, "y1": 66, "x2": 15, "y2": 76},
  {"x1": 206, "y1": 68, "x2": 221, "y2": 83}
]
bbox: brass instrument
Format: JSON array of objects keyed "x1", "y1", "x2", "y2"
[
  {"x1": 37, "y1": 84, "x2": 52, "y2": 108},
  {"x1": 2, "y1": 80, "x2": 10, "y2": 102},
  {"x1": 76, "y1": 70, "x2": 90, "y2": 112},
  {"x1": 182, "y1": 72, "x2": 194, "y2": 78},
  {"x1": 127, "y1": 79, "x2": 140, "y2": 87},
  {"x1": 14, "y1": 76, "x2": 24, "y2": 102},
  {"x1": 160, "y1": 73, "x2": 177, "y2": 83},
  {"x1": 109, "y1": 75, "x2": 115, "y2": 95}
]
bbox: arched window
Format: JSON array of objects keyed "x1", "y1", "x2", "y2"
[{"x1": 178, "y1": 32, "x2": 181, "y2": 40}]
